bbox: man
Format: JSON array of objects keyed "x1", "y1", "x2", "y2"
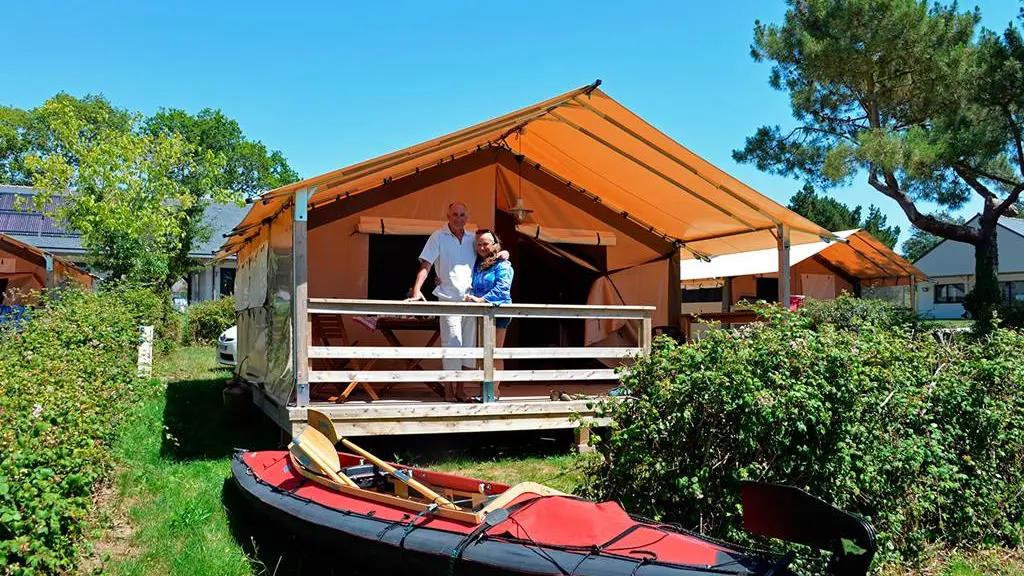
[{"x1": 408, "y1": 202, "x2": 480, "y2": 402}]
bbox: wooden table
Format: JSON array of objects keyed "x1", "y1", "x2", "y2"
[{"x1": 367, "y1": 316, "x2": 445, "y2": 398}]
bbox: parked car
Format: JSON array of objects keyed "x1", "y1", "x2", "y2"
[{"x1": 217, "y1": 325, "x2": 237, "y2": 367}]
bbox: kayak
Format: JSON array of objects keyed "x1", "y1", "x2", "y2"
[{"x1": 231, "y1": 447, "x2": 875, "y2": 576}]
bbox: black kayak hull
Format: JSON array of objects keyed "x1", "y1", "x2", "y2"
[{"x1": 231, "y1": 454, "x2": 783, "y2": 576}]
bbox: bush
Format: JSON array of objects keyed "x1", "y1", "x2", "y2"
[
  {"x1": 110, "y1": 284, "x2": 180, "y2": 354},
  {"x1": 0, "y1": 287, "x2": 159, "y2": 574},
  {"x1": 185, "y1": 296, "x2": 235, "y2": 344},
  {"x1": 995, "y1": 300, "x2": 1024, "y2": 330},
  {"x1": 585, "y1": 305, "x2": 1024, "y2": 568},
  {"x1": 798, "y1": 292, "x2": 916, "y2": 331}
]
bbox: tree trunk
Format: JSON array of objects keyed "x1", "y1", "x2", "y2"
[{"x1": 969, "y1": 223, "x2": 1000, "y2": 331}]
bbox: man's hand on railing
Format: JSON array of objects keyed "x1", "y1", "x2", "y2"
[{"x1": 404, "y1": 290, "x2": 426, "y2": 302}]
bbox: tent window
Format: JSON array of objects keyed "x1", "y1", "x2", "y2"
[
  {"x1": 682, "y1": 287, "x2": 723, "y2": 303},
  {"x1": 0, "y1": 278, "x2": 7, "y2": 305},
  {"x1": 368, "y1": 234, "x2": 437, "y2": 301},
  {"x1": 755, "y1": 278, "x2": 779, "y2": 302},
  {"x1": 934, "y1": 283, "x2": 966, "y2": 304}
]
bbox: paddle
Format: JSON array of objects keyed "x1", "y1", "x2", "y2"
[
  {"x1": 289, "y1": 425, "x2": 359, "y2": 488},
  {"x1": 307, "y1": 408, "x2": 458, "y2": 510}
]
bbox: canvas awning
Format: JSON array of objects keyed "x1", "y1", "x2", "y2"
[
  {"x1": 217, "y1": 81, "x2": 836, "y2": 260},
  {"x1": 679, "y1": 229, "x2": 926, "y2": 283}
]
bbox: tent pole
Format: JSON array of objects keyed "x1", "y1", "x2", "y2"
[
  {"x1": 722, "y1": 277, "x2": 732, "y2": 313},
  {"x1": 668, "y1": 249, "x2": 681, "y2": 330},
  {"x1": 293, "y1": 188, "x2": 311, "y2": 408},
  {"x1": 777, "y1": 224, "x2": 791, "y2": 307}
]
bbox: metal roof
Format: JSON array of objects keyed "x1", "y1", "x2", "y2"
[{"x1": 0, "y1": 184, "x2": 245, "y2": 260}]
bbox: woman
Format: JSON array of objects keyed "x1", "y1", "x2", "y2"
[{"x1": 462, "y1": 229, "x2": 514, "y2": 401}]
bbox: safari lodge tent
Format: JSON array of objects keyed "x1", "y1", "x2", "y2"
[
  {"x1": 0, "y1": 232, "x2": 94, "y2": 306},
  {"x1": 678, "y1": 229, "x2": 925, "y2": 339},
  {"x1": 216, "y1": 81, "x2": 835, "y2": 438}
]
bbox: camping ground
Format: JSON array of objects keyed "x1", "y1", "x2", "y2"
[{"x1": 78, "y1": 344, "x2": 1023, "y2": 576}]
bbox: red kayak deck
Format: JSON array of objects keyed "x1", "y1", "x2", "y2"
[{"x1": 242, "y1": 451, "x2": 734, "y2": 567}]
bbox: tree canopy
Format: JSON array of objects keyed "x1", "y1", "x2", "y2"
[
  {"x1": 735, "y1": 0, "x2": 1024, "y2": 323},
  {"x1": 788, "y1": 183, "x2": 901, "y2": 248},
  {"x1": 0, "y1": 94, "x2": 299, "y2": 287}
]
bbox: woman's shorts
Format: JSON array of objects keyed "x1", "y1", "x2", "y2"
[{"x1": 496, "y1": 317, "x2": 512, "y2": 329}]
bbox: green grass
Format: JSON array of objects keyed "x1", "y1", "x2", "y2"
[
  {"x1": 918, "y1": 319, "x2": 974, "y2": 329},
  {"x1": 89, "y1": 346, "x2": 585, "y2": 575},
  {"x1": 95, "y1": 347, "x2": 281, "y2": 576},
  {"x1": 87, "y1": 345, "x2": 1019, "y2": 576}
]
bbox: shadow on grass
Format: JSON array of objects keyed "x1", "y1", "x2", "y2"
[
  {"x1": 161, "y1": 379, "x2": 283, "y2": 461},
  {"x1": 222, "y1": 476, "x2": 372, "y2": 576},
  {"x1": 349, "y1": 427, "x2": 579, "y2": 466}
]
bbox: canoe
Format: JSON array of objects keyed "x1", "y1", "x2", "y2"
[{"x1": 231, "y1": 448, "x2": 875, "y2": 576}]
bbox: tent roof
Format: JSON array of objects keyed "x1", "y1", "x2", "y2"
[
  {"x1": 218, "y1": 81, "x2": 836, "y2": 259},
  {"x1": 0, "y1": 232, "x2": 96, "y2": 279},
  {"x1": 679, "y1": 229, "x2": 925, "y2": 282}
]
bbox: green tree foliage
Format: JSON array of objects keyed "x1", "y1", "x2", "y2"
[
  {"x1": 734, "y1": 0, "x2": 1024, "y2": 327},
  {"x1": 1, "y1": 95, "x2": 299, "y2": 287},
  {"x1": 25, "y1": 96, "x2": 207, "y2": 284},
  {"x1": 900, "y1": 210, "x2": 966, "y2": 261},
  {"x1": 143, "y1": 108, "x2": 299, "y2": 286},
  {"x1": 788, "y1": 183, "x2": 901, "y2": 247}
]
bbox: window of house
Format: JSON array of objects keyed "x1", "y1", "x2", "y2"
[
  {"x1": 1000, "y1": 280, "x2": 1024, "y2": 303},
  {"x1": 368, "y1": 234, "x2": 436, "y2": 301},
  {"x1": 682, "y1": 287, "x2": 724, "y2": 303},
  {"x1": 219, "y1": 268, "x2": 236, "y2": 297},
  {"x1": 934, "y1": 283, "x2": 966, "y2": 304}
]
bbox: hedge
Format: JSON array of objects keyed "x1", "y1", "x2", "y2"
[
  {"x1": 185, "y1": 296, "x2": 235, "y2": 344},
  {"x1": 0, "y1": 287, "x2": 161, "y2": 574},
  {"x1": 584, "y1": 297, "x2": 1024, "y2": 568}
]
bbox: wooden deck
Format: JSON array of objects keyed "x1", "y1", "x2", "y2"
[
  {"x1": 251, "y1": 298, "x2": 649, "y2": 440},
  {"x1": 254, "y1": 383, "x2": 616, "y2": 437}
]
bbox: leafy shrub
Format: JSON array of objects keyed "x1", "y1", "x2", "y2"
[
  {"x1": 185, "y1": 296, "x2": 235, "y2": 344},
  {"x1": 995, "y1": 300, "x2": 1024, "y2": 330},
  {"x1": 111, "y1": 284, "x2": 180, "y2": 354},
  {"x1": 585, "y1": 305, "x2": 1024, "y2": 568},
  {"x1": 0, "y1": 287, "x2": 158, "y2": 574},
  {"x1": 798, "y1": 292, "x2": 916, "y2": 331}
]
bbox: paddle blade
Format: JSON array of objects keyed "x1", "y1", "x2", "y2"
[
  {"x1": 292, "y1": 425, "x2": 342, "y2": 473},
  {"x1": 307, "y1": 409, "x2": 339, "y2": 444}
]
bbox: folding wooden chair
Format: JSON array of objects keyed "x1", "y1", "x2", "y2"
[{"x1": 309, "y1": 313, "x2": 379, "y2": 402}]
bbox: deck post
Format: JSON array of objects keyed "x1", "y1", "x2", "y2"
[
  {"x1": 777, "y1": 224, "x2": 791, "y2": 307},
  {"x1": 640, "y1": 313, "x2": 653, "y2": 354},
  {"x1": 481, "y1": 310, "x2": 497, "y2": 403},
  {"x1": 293, "y1": 187, "x2": 310, "y2": 407}
]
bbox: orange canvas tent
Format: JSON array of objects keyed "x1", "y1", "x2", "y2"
[
  {"x1": 217, "y1": 81, "x2": 838, "y2": 404},
  {"x1": 0, "y1": 232, "x2": 95, "y2": 305}
]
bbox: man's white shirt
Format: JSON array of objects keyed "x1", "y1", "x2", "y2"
[{"x1": 418, "y1": 225, "x2": 476, "y2": 301}]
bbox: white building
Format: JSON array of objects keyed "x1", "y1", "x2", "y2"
[{"x1": 914, "y1": 216, "x2": 1024, "y2": 319}]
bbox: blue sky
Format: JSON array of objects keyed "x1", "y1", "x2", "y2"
[{"x1": 3, "y1": 1, "x2": 1021, "y2": 248}]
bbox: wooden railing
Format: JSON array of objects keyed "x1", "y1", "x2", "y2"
[{"x1": 302, "y1": 298, "x2": 654, "y2": 403}]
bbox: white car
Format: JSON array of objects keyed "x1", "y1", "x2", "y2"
[{"x1": 217, "y1": 325, "x2": 237, "y2": 367}]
